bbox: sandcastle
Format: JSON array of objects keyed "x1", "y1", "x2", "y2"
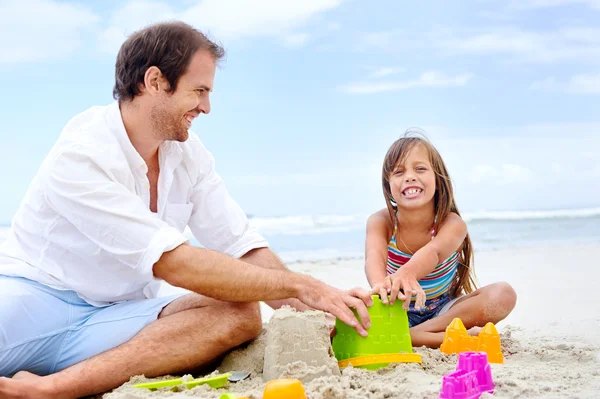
[
  {"x1": 262, "y1": 307, "x2": 340, "y2": 383},
  {"x1": 440, "y1": 318, "x2": 504, "y2": 364}
]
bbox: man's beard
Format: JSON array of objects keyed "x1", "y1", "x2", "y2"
[{"x1": 150, "y1": 102, "x2": 188, "y2": 142}]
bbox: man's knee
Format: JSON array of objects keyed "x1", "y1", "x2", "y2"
[
  {"x1": 235, "y1": 302, "x2": 263, "y2": 340},
  {"x1": 0, "y1": 292, "x2": 47, "y2": 348},
  {"x1": 0, "y1": 292, "x2": 64, "y2": 377},
  {"x1": 223, "y1": 302, "x2": 262, "y2": 345}
]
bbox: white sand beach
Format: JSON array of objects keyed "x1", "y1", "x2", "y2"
[{"x1": 103, "y1": 243, "x2": 600, "y2": 398}]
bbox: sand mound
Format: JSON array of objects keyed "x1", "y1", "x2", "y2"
[
  {"x1": 103, "y1": 310, "x2": 600, "y2": 399},
  {"x1": 262, "y1": 307, "x2": 340, "y2": 383}
]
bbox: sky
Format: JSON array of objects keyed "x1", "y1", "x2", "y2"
[{"x1": 0, "y1": 0, "x2": 599, "y2": 224}]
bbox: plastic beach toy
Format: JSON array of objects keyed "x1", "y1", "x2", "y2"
[
  {"x1": 263, "y1": 378, "x2": 307, "y2": 399},
  {"x1": 337, "y1": 353, "x2": 422, "y2": 369},
  {"x1": 439, "y1": 352, "x2": 494, "y2": 399},
  {"x1": 440, "y1": 318, "x2": 504, "y2": 363},
  {"x1": 133, "y1": 372, "x2": 231, "y2": 390},
  {"x1": 332, "y1": 295, "x2": 421, "y2": 370},
  {"x1": 220, "y1": 394, "x2": 250, "y2": 399}
]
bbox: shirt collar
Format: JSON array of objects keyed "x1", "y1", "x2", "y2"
[
  {"x1": 106, "y1": 101, "x2": 146, "y2": 171},
  {"x1": 105, "y1": 101, "x2": 183, "y2": 173}
]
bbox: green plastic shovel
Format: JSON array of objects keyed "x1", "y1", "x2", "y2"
[{"x1": 133, "y1": 372, "x2": 231, "y2": 390}]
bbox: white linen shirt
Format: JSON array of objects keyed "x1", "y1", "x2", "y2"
[{"x1": 0, "y1": 102, "x2": 267, "y2": 305}]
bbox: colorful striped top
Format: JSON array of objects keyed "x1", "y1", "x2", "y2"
[{"x1": 387, "y1": 225, "x2": 459, "y2": 300}]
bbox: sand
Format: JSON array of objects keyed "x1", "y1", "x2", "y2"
[{"x1": 104, "y1": 244, "x2": 600, "y2": 398}]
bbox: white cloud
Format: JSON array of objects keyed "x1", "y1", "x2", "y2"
[
  {"x1": 530, "y1": 77, "x2": 559, "y2": 91},
  {"x1": 327, "y1": 21, "x2": 342, "y2": 31},
  {"x1": 514, "y1": 122, "x2": 600, "y2": 137},
  {"x1": 97, "y1": 1, "x2": 179, "y2": 54},
  {"x1": 501, "y1": 164, "x2": 536, "y2": 184},
  {"x1": 439, "y1": 27, "x2": 600, "y2": 63},
  {"x1": 99, "y1": 0, "x2": 343, "y2": 54},
  {"x1": 471, "y1": 164, "x2": 497, "y2": 184},
  {"x1": 588, "y1": 164, "x2": 600, "y2": 178},
  {"x1": 424, "y1": 122, "x2": 600, "y2": 140},
  {"x1": 229, "y1": 161, "x2": 380, "y2": 187},
  {"x1": 282, "y1": 33, "x2": 311, "y2": 47},
  {"x1": 0, "y1": 0, "x2": 99, "y2": 63},
  {"x1": 512, "y1": 0, "x2": 600, "y2": 10},
  {"x1": 339, "y1": 71, "x2": 473, "y2": 94},
  {"x1": 358, "y1": 26, "x2": 600, "y2": 64},
  {"x1": 531, "y1": 73, "x2": 600, "y2": 94},
  {"x1": 567, "y1": 73, "x2": 600, "y2": 93},
  {"x1": 470, "y1": 164, "x2": 535, "y2": 185},
  {"x1": 369, "y1": 67, "x2": 405, "y2": 78}
]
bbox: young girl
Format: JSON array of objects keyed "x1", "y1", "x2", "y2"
[{"x1": 365, "y1": 131, "x2": 516, "y2": 348}]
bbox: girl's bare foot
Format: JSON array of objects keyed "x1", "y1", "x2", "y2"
[
  {"x1": 468, "y1": 326, "x2": 483, "y2": 336},
  {"x1": 0, "y1": 373, "x2": 56, "y2": 399},
  {"x1": 13, "y1": 371, "x2": 39, "y2": 380}
]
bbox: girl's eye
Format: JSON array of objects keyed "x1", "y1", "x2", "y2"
[
  {"x1": 417, "y1": 167, "x2": 427, "y2": 171},
  {"x1": 394, "y1": 170, "x2": 403, "y2": 175}
]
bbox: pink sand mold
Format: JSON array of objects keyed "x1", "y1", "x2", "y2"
[{"x1": 438, "y1": 352, "x2": 494, "y2": 399}]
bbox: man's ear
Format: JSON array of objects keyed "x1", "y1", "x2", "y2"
[{"x1": 143, "y1": 66, "x2": 164, "y2": 96}]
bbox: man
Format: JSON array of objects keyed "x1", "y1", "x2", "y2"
[{"x1": 0, "y1": 21, "x2": 372, "y2": 398}]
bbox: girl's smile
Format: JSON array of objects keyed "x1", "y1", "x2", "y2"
[{"x1": 401, "y1": 186, "x2": 424, "y2": 199}]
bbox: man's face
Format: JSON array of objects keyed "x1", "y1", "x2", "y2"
[{"x1": 150, "y1": 50, "x2": 216, "y2": 142}]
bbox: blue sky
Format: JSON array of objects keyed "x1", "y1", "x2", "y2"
[{"x1": 1, "y1": 0, "x2": 599, "y2": 224}]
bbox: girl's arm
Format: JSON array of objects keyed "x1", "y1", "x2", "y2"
[
  {"x1": 364, "y1": 209, "x2": 393, "y2": 287},
  {"x1": 387, "y1": 212, "x2": 467, "y2": 309},
  {"x1": 402, "y1": 212, "x2": 467, "y2": 280}
]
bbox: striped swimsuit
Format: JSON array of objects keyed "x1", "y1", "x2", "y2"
[{"x1": 387, "y1": 223, "x2": 460, "y2": 326}]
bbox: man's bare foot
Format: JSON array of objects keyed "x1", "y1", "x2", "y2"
[
  {"x1": 468, "y1": 326, "x2": 483, "y2": 336},
  {"x1": 0, "y1": 373, "x2": 56, "y2": 399}
]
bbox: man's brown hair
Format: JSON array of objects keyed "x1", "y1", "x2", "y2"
[{"x1": 113, "y1": 21, "x2": 225, "y2": 102}]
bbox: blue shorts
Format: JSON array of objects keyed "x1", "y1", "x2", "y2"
[
  {"x1": 0, "y1": 276, "x2": 183, "y2": 377},
  {"x1": 407, "y1": 291, "x2": 461, "y2": 328}
]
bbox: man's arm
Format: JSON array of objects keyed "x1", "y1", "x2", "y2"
[
  {"x1": 240, "y1": 247, "x2": 313, "y2": 311},
  {"x1": 155, "y1": 244, "x2": 296, "y2": 302},
  {"x1": 154, "y1": 243, "x2": 372, "y2": 336}
]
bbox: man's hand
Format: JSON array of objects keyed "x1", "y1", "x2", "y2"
[
  {"x1": 388, "y1": 269, "x2": 426, "y2": 310},
  {"x1": 295, "y1": 277, "x2": 373, "y2": 337}
]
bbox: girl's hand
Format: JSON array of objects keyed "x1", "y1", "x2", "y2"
[
  {"x1": 370, "y1": 277, "x2": 392, "y2": 304},
  {"x1": 389, "y1": 269, "x2": 426, "y2": 310}
]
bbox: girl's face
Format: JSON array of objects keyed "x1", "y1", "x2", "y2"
[{"x1": 389, "y1": 143, "x2": 436, "y2": 210}]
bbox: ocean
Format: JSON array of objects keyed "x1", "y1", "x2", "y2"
[{"x1": 1, "y1": 207, "x2": 599, "y2": 262}]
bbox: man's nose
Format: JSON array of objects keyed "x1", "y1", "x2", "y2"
[{"x1": 197, "y1": 98, "x2": 211, "y2": 115}]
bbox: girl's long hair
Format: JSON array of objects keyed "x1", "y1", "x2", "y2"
[{"x1": 381, "y1": 130, "x2": 477, "y2": 296}]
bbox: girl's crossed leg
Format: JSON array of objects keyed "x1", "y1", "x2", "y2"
[{"x1": 409, "y1": 281, "x2": 517, "y2": 348}]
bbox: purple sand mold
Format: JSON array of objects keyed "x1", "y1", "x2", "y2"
[{"x1": 438, "y1": 352, "x2": 495, "y2": 399}]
